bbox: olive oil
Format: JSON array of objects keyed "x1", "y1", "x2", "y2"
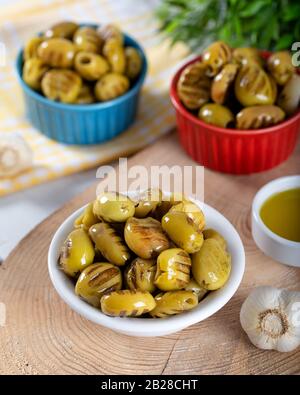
[{"x1": 260, "y1": 188, "x2": 300, "y2": 242}]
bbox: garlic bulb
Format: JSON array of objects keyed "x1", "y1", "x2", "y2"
[
  {"x1": 240, "y1": 286, "x2": 300, "y2": 352},
  {"x1": 0, "y1": 134, "x2": 33, "y2": 178}
]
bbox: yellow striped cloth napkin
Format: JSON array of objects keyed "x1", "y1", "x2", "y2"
[{"x1": 0, "y1": 0, "x2": 189, "y2": 196}]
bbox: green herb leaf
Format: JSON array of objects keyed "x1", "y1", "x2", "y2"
[
  {"x1": 156, "y1": 0, "x2": 300, "y2": 51},
  {"x1": 239, "y1": 0, "x2": 271, "y2": 17},
  {"x1": 276, "y1": 34, "x2": 294, "y2": 50}
]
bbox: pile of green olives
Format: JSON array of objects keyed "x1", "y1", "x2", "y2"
[
  {"x1": 22, "y1": 21, "x2": 143, "y2": 104},
  {"x1": 58, "y1": 190, "x2": 232, "y2": 319},
  {"x1": 177, "y1": 40, "x2": 299, "y2": 130}
]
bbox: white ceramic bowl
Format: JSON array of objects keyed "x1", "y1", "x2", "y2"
[
  {"x1": 48, "y1": 195, "x2": 245, "y2": 337},
  {"x1": 252, "y1": 175, "x2": 300, "y2": 268}
]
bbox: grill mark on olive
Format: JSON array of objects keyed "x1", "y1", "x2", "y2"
[
  {"x1": 85, "y1": 264, "x2": 102, "y2": 275},
  {"x1": 175, "y1": 263, "x2": 190, "y2": 274},
  {"x1": 135, "y1": 224, "x2": 160, "y2": 233},
  {"x1": 63, "y1": 73, "x2": 75, "y2": 83},
  {"x1": 130, "y1": 309, "x2": 139, "y2": 317},
  {"x1": 177, "y1": 62, "x2": 210, "y2": 109},
  {"x1": 88, "y1": 267, "x2": 119, "y2": 288},
  {"x1": 130, "y1": 222, "x2": 168, "y2": 245},
  {"x1": 242, "y1": 66, "x2": 269, "y2": 97},
  {"x1": 117, "y1": 290, "x2": 135, "y2": 296},
  {"x1": 249, "y1": 68, "x2": 261, "y2": 91},
  {"x1": 220, "y1": 43, "x2": 228, "y2": 58},
  {"x1": 253, "y1": 73, "x2": 266, "y2": 93},
  {"x1": 47, "y1": 75, "x2": 78, "y2": 93},
  {"x1": 86, "y1": 32, "x2": 99, "y2": 43},
  {"x1": 60, "y1": 241, "x2": 71, "y2": 261},
  {"x1": 129, "y1": 274, "x2": 137, "y2": 289},
  {"x1": 102, "y1": 286, "x2": 118, "y2": 295},
  {"x1": 118, "y1": 310, "x2": 127, "y2": 317},
  {"x1": 91, "y1": 223, "x2": 129, "y2": 264},
  {"x1": 98, "y1": 267, "x2": 119, "y2": 283},
  {"x1": 48, "y1": 52, "x2": 61, "y2": 66},
  {"x1": 186, "y1": 216, "x2": 195, "y2": 226},
  {"x1": 177, "y1": 250, "x2": 189, "y2": 258}
]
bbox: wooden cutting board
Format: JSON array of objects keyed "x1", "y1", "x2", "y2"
[{"x1": 1, "y1": 132, "x2": 300, "y2": 375}]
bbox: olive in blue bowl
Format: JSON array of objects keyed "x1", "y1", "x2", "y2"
[{"x1": 16, "y1": 22, "x2": 148, "y2": 145}]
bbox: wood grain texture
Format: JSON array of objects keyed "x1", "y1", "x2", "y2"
[{"x1": 0, "y1": 132, "x2": 300, "y2": 375}]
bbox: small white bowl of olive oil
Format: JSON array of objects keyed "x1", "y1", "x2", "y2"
[{"x1": 252, "y1": 175, "x2": 300, "y2": 267}]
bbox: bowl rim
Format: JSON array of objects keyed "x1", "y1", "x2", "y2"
[
  {"x1": 170, "y1": 52, "x2": 300, "y2": 136},
  {"x1": 48, "y1": 193, "x2": 245, "y2": 335},
  {"x1": 252, "y1": 175, "x2": 300, "y2": 248},
  {"x1": 16, "y1": 26, "x2": 148, "y2": 111}
]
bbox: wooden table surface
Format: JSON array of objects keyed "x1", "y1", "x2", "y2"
[{"x1": 0, "y1": 132, "x2": 300, "y2": 375}]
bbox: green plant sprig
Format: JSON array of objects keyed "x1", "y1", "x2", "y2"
[{"x1": 156, "y1": 0, "x2": 300, "y2": 52}]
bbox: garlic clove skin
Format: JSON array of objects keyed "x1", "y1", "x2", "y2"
[
  {"x1": 0, "y1": 134, "x2": 33, "y2": 178},
  {"x1": 278, "y1": 289, "x2": 300, "y2": 352},
  {"x1": 240, "y1": 286, "x2": 300, "y2": 352}
]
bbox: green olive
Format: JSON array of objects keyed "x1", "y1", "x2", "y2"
[
  {"x1": 75, "y1": 83, "x2": 95, "y2": 104},
  {"x1": 125, "y1": 217, "x2": 170, "y2": 259},
  {"x1": 211, "y1": 63, "x2": 239, "y2": 104},
  {"x1": 74, "y1": 51, "x2": 110, "y2": 81},
  {"x1": 233, "y1": 47, "x2": 263, "y2": 67},
  {"x1": 277, "y1": 74, "x2": 300, "y2": 116},
  {"x1": 234, "y1": 64, "x2": 277, "y2": 106},
  {"x1": 100, "y1": 290, "x2": 156, "y2": 317},
  {"x1": 236, "y1": 105, "x2": 285, "y2": 129},
  {"x1": 267, "y1": 51, "x2": 295, "y2": 86},
  {"x1": 125, "y1": 258, "x2": 156, "y2": 293},
  {"x1": 155, "y1": 248, "x2": 191, "y2": 291},
  {"x1": 202, "y1": 41, "x2": 232, "y2": 76},
  {"x1": 89, "y1": 222, "x2": 130, "y2": 266},
  {"x1": 125, "y1": 47, "x2": 142, "y2": 79},
  {"x1": 45, "y1": 21, "x2": 79, "y2": 39},
  {"x1": 198, "y1": 103, "x2": 234, "y2": 128},
  {"x1": 59, "y1": 228, "x2": 95, "y2": 277},
  {"x1": 162, "y1": 211, "x2": 204, "y2": 254},
  {"x1": 93, "y1": 192, "x2": 135, "y2": 222},
  {"x1": 74, "y1": 202, "x2": 100, "y2": 230},
  {"x1": 192, "y1": 239, "x2": 231, "y2": 290},
  {"x1": 170, "y1": 201, "x2": 205, "y2": 231},
  {"x1": 177, "y1": 61, "x2": 211, "y2": 110},
  {"x1": 203, "y1": 228, "x2": 227, "y2": 250},
  {"x1": 24, "y1": 37, "x2": 44, "y2": 60},
  {"x1": 73, "y1": 26, "x2": 103, "y2": 53},
  {"x1": 75, "y1": 262, "x2": 122, "y2": 307},
  {"x1": 134, "y1": 188, "x2": 162, "y2": 218},
  {"x1": 94, "y1": 73, "x2": 130, "y2": 101},
  {"x1": 41, "y1": 69, "x2": 82, "y2": 103},
  {"x1": 37, "y1": 38, "x2": 75, "y2": 68},
  {"x1": 150, "y1": 291, "x2": 198, "y2": 318},
  {"x1": 97, "y1": 24, "x2": 123, "y2": 45},
  {"x1": 185, "y1": 278, "x2": 208, "y2": 301},
  {"x1": 103, "y1": 38, "x2": 126, "y2": 74},
  {"x1": 23, "y1": 58, "x2": 49, "y2": 90}
]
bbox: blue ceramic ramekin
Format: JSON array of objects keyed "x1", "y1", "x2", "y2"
[{"x1": 16, "y1": 28, "x2": 147, "y2": 145}]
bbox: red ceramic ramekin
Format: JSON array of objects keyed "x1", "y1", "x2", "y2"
[{"x1": 170, "y1": 53, "x2": 300, "y2": 174}]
